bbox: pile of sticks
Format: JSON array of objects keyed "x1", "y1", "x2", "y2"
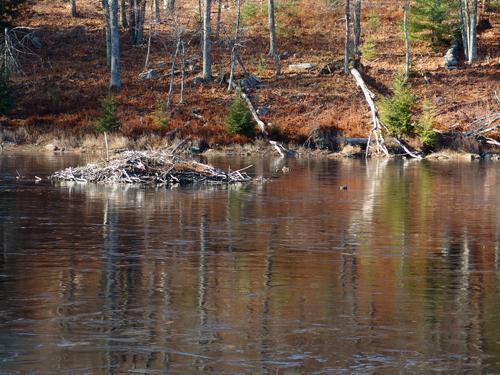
[{"x1": 50, "y1": 151, "x2": 252, "y2": 185}]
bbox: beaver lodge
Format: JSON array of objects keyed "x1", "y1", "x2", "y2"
[{"x1": 50, "y1": 151, "x2": 253, "y2": 185}]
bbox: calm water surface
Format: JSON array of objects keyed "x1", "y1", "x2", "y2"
[{"x1": 1, "y1": 152, "x2": 500, "y2": 374}]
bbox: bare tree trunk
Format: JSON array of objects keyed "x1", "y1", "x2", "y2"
[
  {"x1": 136, "y1": 0, "x2": 147, "y2": 44},
  {"x1": 109, "y1": 0, "x2": 121, "y2": 89},
  {"x1": 353, "y1": 0, "x2": 361, "y2": 68},
  {"x1": 103, "y1": 0, "x2": 112, "y2": 67},
  {"x1": 70, "y1": 0, "x2": 78, "y2": 17},
  {"x1": 215, "y1": 0, "x2": 222, "y2": 39},
  {"x1": 469, "y1": 0, "x2": 478, "y2": 62},
  {"x1": 120, "y1": 0, "x2": 128, "y2": 27},
  {"x1": 167, "y1": 36, "x2": 181, "y2": 111},
  {"x1": 167, "y1": 0, "x2": 175, "y2": 12},
  {"x1": 180, "y1": 39, "x2": 185, "y2": 103},
  {"x1": 268, "y1": 0, "x2": 280, "y2": 76},
  {"x1": 344, "y1": 0, "x2": 351, "y2": 74},
  {"x1": 403, "y1": 0, "x2": 410, "y2": 77},
  {"x1": 198, "y1": 0, "x2": 203, "y2": 22},
  {"x1": 202, "y1": 0, "x2": 212, "y2": 81},
  {"x1": 128, "y1": 0, "x2": 135, "y2": 33},
  {"x1": 460, "y1": 0, "x2": 479, "y2": 63},
  {"x1": 268, "y1": 0, "x2": 277, "y2": 56},
  {"x1": 458, "y1": 0, "x2": 469, "y2": 60},
  {"x1": 154, "y1": 0, "x2": 160, "y2": 21},
  {"x1": 228, "y1": 0, "x2": 241, "y2": 91},
  {"x1": 144, "y1": 0, "x2": 154, "y2": 69}
]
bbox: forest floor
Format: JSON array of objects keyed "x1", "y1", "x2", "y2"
[{"x1": 1, "y1": 0, "x2": 499, "y2": 153}]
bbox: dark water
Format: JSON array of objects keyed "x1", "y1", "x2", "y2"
[{"x1": 1, "y1": 152, "x2": 500, "y2": 374}]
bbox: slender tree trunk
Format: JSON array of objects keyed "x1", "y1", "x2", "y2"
[
  {"x1": 202, "y1": 0, "x2": 212, "y2": 81},
  {"x1": 128, "y1": 0, "x2": 136, "y2": 41},
  {"x1": 167, "y1": 36, "x2": 181, "y2": 111},
  {"x1": 403, "y1": 0, "x2": 410, "y2": 77},
  {"x1": 458, "y1": 0, "x2": 469, "y2": 60},
  {"x1": 168, "y1": 0, "x2": 175, "y2": 12},
  {"x1": 144, "y1": 0, "x2": 154, "y2": 69},
  {"x1": 103, "y1": 0, "x2": 112, "y2": 67},
  {"x1": 180, "y1": 39, "x2": 186, "y2": 103},
  {"x1": 198, "y1": 0, "x2": 203, "y2": 22},
  {"x1": 469, "y1": 0, "x2": 478, "y2": 62},
  {"x1": 120, "y1": 0, "x2": 128, "y2": 27},
  {"x1": 460, "y1": 0, "x2": 479, "y2": 63},
  {"x1": 228, "y1": 0, "x2": 241, "y2": 91},
  {"x1": 109, "y1": 0, "x2": 121, "y2": 89},
  {"x1": 154, "y1": 0, "x2": 160, "y2": 21},
  {"x1": 104, "y1": 131, "x2": 109, "y2": 161},
  {"x1": 70, "y1": 0, "x2": 78, "y2": 17},
  {"x1": 353, "y1": 0, "x2": 361, "y2": 68},
  {"x1": 136, "y1": 0, "x2": 147, "y2": 44},
  {"x1": 215, "y1": 0, "x2": 222, "y2": 39},
  {"x1": 268, "y1": 0, "x2": 277, "y2": 56},
  {"x1": 268, "y1": 0, "x2": 280, "y2": 76},
  {"x1": 344, "y1": 0, "x2": 351, "y2": 74}
]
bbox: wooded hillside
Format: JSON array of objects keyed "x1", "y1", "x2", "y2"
[{"x1": 1, "y1": 0, "x2": 499, "y2": 148}]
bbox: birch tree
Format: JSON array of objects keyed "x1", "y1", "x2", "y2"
[
  {"x1": 202, "y1": 0, "x2": 212, "y2": 81},
  {"x1": 344, "y1": 0, "x2": 351, "y2": 73},
  {"x1": 109, "y1": 0, "x2": 121, "y2": 89},
  {"x1": 458, "y1": 0, "x2": 478, "y2": 63}
]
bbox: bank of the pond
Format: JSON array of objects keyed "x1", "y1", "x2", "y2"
[{"x1": 1, "y1": 132, "x2": 499, "y2": 161}]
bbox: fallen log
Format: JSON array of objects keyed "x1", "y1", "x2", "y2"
[
  {"x1": 351, "y1": 68, "x2": 421, "y2": 159},
  {"x1": 350, "y1": 68, "x2": 389, "y2": 158}
]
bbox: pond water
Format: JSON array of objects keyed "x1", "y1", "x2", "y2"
[{"x1": 1, "y1": 152, "x2": 500, "y2": 374}]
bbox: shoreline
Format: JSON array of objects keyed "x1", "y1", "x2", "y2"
[{"x1": 1, "y1": 134, "x2": 499, "y2": 162}]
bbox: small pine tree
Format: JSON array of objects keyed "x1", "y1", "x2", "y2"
[
  {"x1": 379, "y1": 73, "x2": 416, "y2": 138},
  {"x1": 0, "y1": 69, "x2": 14, "y2": 116},
  {"x1": 95, "y1": 95, "x2": 120, "y2": 134},
  {"x1": 95, "y1": 95, "x2": 120, "y2": 160},
  {"x1": 226, "y1": 94, "x2": 256, "y2": 137},
  {"x1": 417, "y1": 100, "x2": 437, "y2": 148},
  {"x1": 152, "y1": 98, "x2": 169, "y2": 128},
  {"x1": 409, "y1": 0, "x2": 456, "y2": 45}
]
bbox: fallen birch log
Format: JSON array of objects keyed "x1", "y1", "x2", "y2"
[
  {"x1": 351, "y1": 68, "x2": 421, "y2": 159},
  {"x1": 350, "y1": 68, "x2": 389, "y2": 158}
]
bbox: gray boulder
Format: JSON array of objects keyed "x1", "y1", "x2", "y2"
[{"x1": 139, "y1": 69, "x2": 161, "y2": 80}]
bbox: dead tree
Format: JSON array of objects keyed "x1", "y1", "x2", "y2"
[{"x1": 166, "y1": 35, "x2": 182, "y2": 111}]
